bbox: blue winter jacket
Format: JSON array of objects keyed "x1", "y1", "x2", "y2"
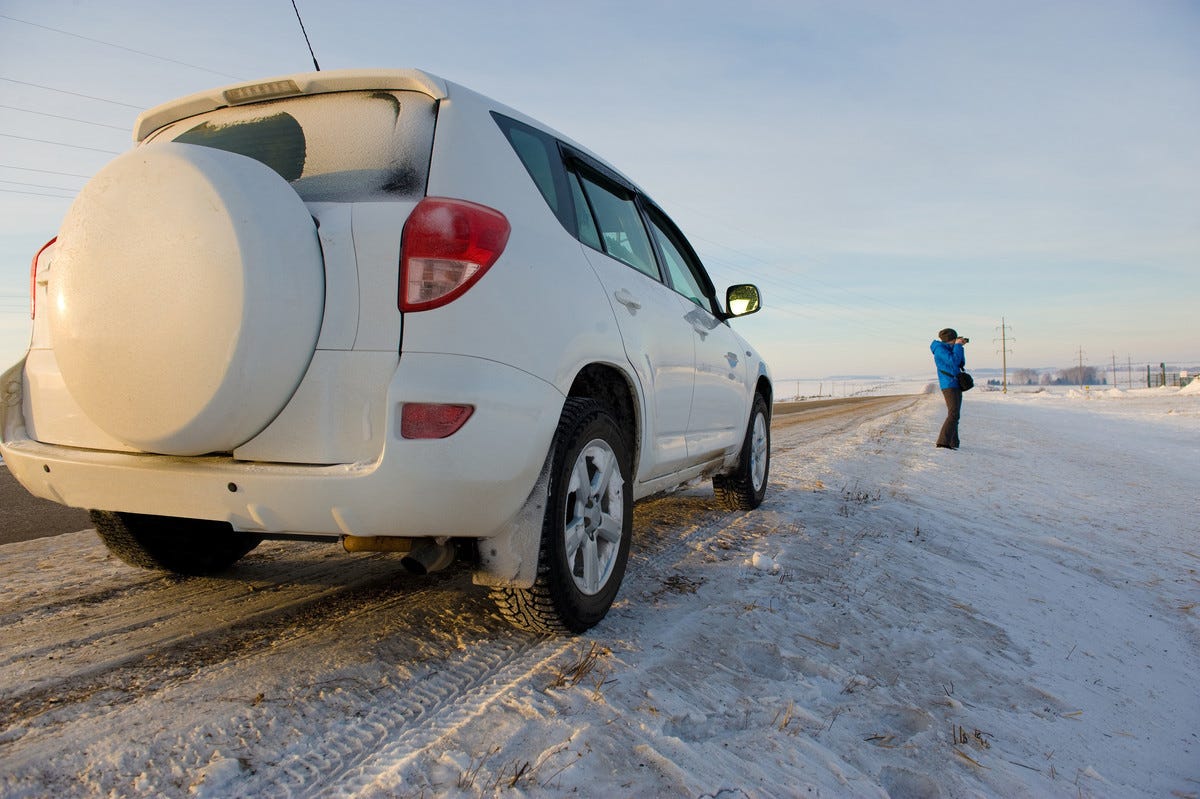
[{"x1": 931, "y1": 340, "x2": 966, "y2": 390}]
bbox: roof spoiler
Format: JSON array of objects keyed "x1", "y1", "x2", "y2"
[{"x1": 134, "y1": 68, "x2": 449, "y2": 143}]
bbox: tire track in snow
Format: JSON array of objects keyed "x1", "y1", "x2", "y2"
[{"x1": 259, "y1": 634, "x2": 578, "y2": 799}]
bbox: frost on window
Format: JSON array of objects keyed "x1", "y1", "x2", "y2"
[
  {"x1": 175, "y1": 113, "x2": 306, "y2": 181},
  {"x1": 156, "y1": 90, "x2": 436, "y2": 202}
]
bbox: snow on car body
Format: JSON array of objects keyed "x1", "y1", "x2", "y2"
[{"x1": 1, "y1": 69, "x2": 772, "y2": 632}]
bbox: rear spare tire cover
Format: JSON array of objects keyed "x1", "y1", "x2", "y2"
[{"x1": 49, "y1": 142, "x2": 324, "y2": 455}]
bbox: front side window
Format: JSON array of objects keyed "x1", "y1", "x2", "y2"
[
  {"x1": 652, "y1": 206, "x2": 715, "y2": 316},
  {"x1": 577, "y1": 173, "x2": 659, "y2": 279},
  {"x1": 152, "y1": 90, "x2": 436, "y2": 202}
]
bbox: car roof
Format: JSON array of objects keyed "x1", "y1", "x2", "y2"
[{"x1": 133, "y1": 68, "x2": 449, "y2": 143}]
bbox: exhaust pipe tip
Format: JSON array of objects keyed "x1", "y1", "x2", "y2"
[{"x1": 401, "y1": 541, "x2": 457, "y2": 575}]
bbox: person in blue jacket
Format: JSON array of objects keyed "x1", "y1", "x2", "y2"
[{"x1": 931, "y1": 328, "x2": 968, "y2": 449}]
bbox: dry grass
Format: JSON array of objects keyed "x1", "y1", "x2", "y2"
[
  {"x1": 457, "y1": 747, "x2": 498, "y2": 790},
  {"x1": 953, "y1": 748, "x2": 988, "y2": 770},
  {"x1": 548, "y1": 642, "x2": 612, "y2": 701},
  {"x1": 656, "y1": 573, "x2": 703, "y2": 596},
  {"x1": 798, "y1": 632, "x2": 840, "y2": 650},
  {"x1": 459, "y1": 743, "x2": 580, "y2": 792},
  {"x1": 837, "y1": 482, "x2": 881, "y2": 516},
  {"x1": 772, "y1": 700, "x2": 795, "y2": 732}
]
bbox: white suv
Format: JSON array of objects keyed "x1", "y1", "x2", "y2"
[{"x1": 1, "y1": 69, "x2": 772, "y2": 633}]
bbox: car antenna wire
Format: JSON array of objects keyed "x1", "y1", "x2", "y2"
[{"x1": 291, "y1": 0, "x2": 321, "y2": 72}]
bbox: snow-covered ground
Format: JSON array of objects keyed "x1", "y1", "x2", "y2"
[{"x1": 1, "y1": 387, "x2": 1197, "y2": 798}]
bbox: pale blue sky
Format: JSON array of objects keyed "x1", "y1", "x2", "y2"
[{"x1": 1, "y1": 0, "x2": 1196, "y2": 379}]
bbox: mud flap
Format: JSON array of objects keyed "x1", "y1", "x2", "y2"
[
  {"x1": 1, "y1": 358, "x2": 28, "y2": 445},
  {"x1": 471, "y1": 443, "x2": 553, "y2": 589}
]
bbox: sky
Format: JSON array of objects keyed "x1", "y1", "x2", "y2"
[{"x1": 1, "y1": 0, "x2": 1197, "y2": 379}]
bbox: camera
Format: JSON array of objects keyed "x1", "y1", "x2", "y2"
[{"x1": 960, "y1": 337, "x2": 969, "y2": 343}]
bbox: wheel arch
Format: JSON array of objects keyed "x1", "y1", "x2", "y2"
[
  {"x1": 755, "y1": 374, "x2": 773, "y2": 416},
  {"x1": 472, "y1": 362, "x2": 640, "y2": 593},
  {"x1": 566, "y1": 362, "x2": 641, "y2": 477}
]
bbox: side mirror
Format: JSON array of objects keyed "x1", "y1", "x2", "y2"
[{"x1": 725, "y1": 284, "x2": 761, "y2": 318}]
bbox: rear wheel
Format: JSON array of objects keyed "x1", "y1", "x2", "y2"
[
  {"x1": 713, "y1": 393, "x2": 770, "y2": 510},
  {"x1": 491, "y1": 398, "x2": 633, "y2": 634},
  {"x1": 91, "y1": 510, "x2": 262, "y2": 575}
]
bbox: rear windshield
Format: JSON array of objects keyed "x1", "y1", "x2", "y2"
[{"x1": 149, "y1": 90, "x2": 436, "y2": 202}]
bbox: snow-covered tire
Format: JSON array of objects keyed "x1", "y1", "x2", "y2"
[
  {"x1": 91, "y1": 510, "x2": 262, "y2": 575},
  {"x1": 50, "y1": 142, "x2": 324, "y2": 456},
  {"x1": 491, "y1": 398, "x2": 633, "y2": 634},
  {"x1": 713, "y1": 393, "x2": 770, "y2": 510}
]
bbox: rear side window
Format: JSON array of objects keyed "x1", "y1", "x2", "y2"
[
  {"x1": 492, "y1": 113, "x2": 573, "y2": 230},
  {"x1": 577, "y1": 173, "x2": 659, "y2": 279},
  {"x1": 568, "y1": 173, "x2": 601, "y2": 250},
  {"x1": 151, "y1": 90, "x2": 436, "y2": 202},
  {"x1": 491, "y1": 112, "x2": 703, "y2": 292}
]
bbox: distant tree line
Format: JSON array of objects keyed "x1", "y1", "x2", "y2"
[{"x1": 1010, "y1": 367, "x2": 1106, "y2": 386}]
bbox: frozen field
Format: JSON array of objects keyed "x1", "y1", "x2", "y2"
[{"x1": 1, "y1": 387, "x2": 1197, "y2": 798}]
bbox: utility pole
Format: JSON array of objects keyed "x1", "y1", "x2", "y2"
[
  {"x1": 994, "y1": 317, "x2": 1014, "y2": 393},
  {"x1": 1077, "y1": 347, "x2": 1086, "y2": 390},
  {"x1": 1111, "y1": 352, "x2": 1117, "y2": 388}
]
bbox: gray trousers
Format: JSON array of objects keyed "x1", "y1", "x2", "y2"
[{"x1": 937, "y1": 388, "x2": 962, "y2": 448}]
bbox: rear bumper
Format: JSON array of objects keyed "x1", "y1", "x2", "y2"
[{"x1": 1, "y1": 353, "x2": 562, "y2": 539}]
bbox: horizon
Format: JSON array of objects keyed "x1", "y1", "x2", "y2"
[{"x1": 2, "y1": 1, "x2": 1197, "y2": 378}]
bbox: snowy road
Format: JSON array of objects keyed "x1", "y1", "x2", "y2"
[{"x1": 1, "y1": 390, "x2": 1196, "y2": 798}]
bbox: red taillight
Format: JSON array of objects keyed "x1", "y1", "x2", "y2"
[
  {"x1": 30, "y1": 237, "x2": 56, "y2": 319},
  {"x1": 400, "y1": 403, "x2": 475, "y2": 439},
  {"x1": 399, "y1": 197, "x2": 510, "y2": 312}
]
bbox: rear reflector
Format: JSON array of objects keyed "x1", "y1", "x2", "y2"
[
  {"x1": 400, "y1": 197, "x2": 510, "y2": 312},
  {"x1": 30, "y1": 237, "x2": 56, "y2": 319},
  {"x1": 400, "y1": 403, "x2": 475, "y2": 439}
]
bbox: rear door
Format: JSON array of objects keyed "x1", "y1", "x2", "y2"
[{"x1": 568, "y1": 165, "x2": 696, "y2": 480}]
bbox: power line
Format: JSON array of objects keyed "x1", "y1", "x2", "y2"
[
  {"x1": 695, "y1": 243, "x2": 887, "y2": 315},
  {"x1": 0, "y1": 178, "x2": 82, "y2": 192},
  {"x1": 668, "y1": 195, "x2": 931, "y2": 327},
  {"x1": 0, "y1": 187, "x2": 74, "y2": 198},
  {"x1": 0, "y1": 14, "x2": 244, "y2": 81},
  {"x1": 0, "y1": 132, "x2": 121, "y2": 154},
  {"x1": 0, "y1": 104, "x2": 128, "y2": 130},
  {"x1": 693, "y1": 245, "x2": 923, "y2": 341},
  {"x1": 690, "y1": 230, "x2": 923, "y2": 322},
  {"x1": 0, "y1": 77, "x2": 144, "y2": 109},
  {"x1": 0, "y1": 164, "x2": 94, "y2": 179}
]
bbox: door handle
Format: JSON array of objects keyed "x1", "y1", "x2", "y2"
[{"x1": 614, "y1": 289, "x2": 641, "y2": 311}]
